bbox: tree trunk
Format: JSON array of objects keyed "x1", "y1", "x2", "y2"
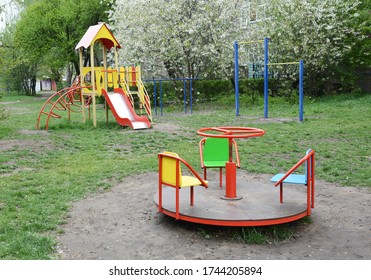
[{"x1": 30, "y1": 76, "x2": 36, "y2": 96}]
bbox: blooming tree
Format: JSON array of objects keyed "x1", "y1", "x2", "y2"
[
  {"x1": 110, "y1": 0, "x2": 366, "y2": 95},
  {"x1": 244, "y1": 0, "x2": 365, "y2": 94},
  {"x1": 110, "y1": 0, "x2": 243, "y2": 79}
]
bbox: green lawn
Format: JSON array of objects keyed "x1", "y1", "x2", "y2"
[{"x1": 0, "y1": 91, "x2": 370, "y2": 259}]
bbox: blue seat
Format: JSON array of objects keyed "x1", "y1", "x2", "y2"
[
  {"x1": 270, "y1": 149, "x2": 315, "y2": 214},
  {"x1": 271, "y1": 149, "x2": 312, "y2": 185},
  {"x1": 270, "y1": 173, "x2": 307, "y2": 185}
]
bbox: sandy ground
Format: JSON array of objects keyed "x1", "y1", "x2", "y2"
[{"x1": 56, "y1": 171, "x2": 371, "y2": 260}]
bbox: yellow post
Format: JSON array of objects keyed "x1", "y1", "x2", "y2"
[
  {"x1": 90, "y1": 44, "x2": 97, "y2": 127},
  {"x1": 114, "y1": 47, "x2": 118, "y2": 66},
  {"x1": 114, "y1": 46, "x2": 119, "y2": 90},
  {"x1": 103, "y1": 45, "x2": 109, "y2": 123},
  {"x1": 79, "y1": 48, "x2": 86, "y2": 123}
]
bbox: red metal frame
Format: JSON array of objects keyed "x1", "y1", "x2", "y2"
[
  {"x1": 36, "y1": 85, "x2": 91, "y2": 130},
  {"x1": 274, "y1": 150, "x2": 315, "y2": 215},
  {"x1": 129, "y1": 66, "x2": 137, "y2": 87},
  {"x1": 158, "y1": 207, "x2": 309, "y2": 227},
  {"x1": 197, "y1": 126, "x2": 265, "y2": 139},
  {"x1": 197, "y1": 127, "x2": 265, "y2": 199}
]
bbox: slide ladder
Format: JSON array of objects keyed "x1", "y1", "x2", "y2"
[
  {"x1": 124, "y1": 66, "x2": 152, "y2": 123},
  {"x1": 137, "y1": 78, "x2": 153, "y2": 123}
]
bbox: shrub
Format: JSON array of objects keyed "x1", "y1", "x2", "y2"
[{"x1": 144, "y1": 77, "x2": 304, "y2": 106}]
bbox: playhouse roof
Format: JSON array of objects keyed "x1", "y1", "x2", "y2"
[{"x1": 75, "y1": 22, "x2": 121, "y2": 50}]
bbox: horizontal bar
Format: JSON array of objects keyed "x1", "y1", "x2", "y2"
[
  {"x1": 143, "y1": 78, "x2": 200, "y2": 82},
  {"x1": 239, "y1": 40, "x2": 265, "y2": 45},
  {"x1": 267, "y1": 62, "x2": 300, "y2": 66}
]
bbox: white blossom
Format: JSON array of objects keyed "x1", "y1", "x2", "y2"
[
  {"x1": 110, "y1": 0, "x2": 241, "y2": 79},
  {"x1": 109, "y1": 0, "x2": 364, "y2": 93}
]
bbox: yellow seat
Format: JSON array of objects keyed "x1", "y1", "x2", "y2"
[{"x1": 158, "y1": 151, "x2": 208, "y2": 220}]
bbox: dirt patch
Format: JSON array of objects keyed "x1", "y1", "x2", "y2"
[
  {"x1": 0, "y1": 137, "x2": 54, "y2": 177},
  {"x1": 56, "y1": 171, "x2": 371, "y2": 260},
  {"x1": 118, "y1": 122, "x2": 182, "y2": 135},
  {"x1": 0, "y1": 138, "x2": 53, "y2": 153},
  {"x1": 19, "y1": 129, "x2": 49, "y2": 136}
]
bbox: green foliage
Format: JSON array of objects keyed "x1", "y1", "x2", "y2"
[
  {"x1": 111, "y1": 0, "x2": 241, "y2": 79},
  {"x1": 0, "y1": 26, "x2": 23, "y2": 94},
  {"x1": 3, "y1": 0, "x2": 112, "y2": 95},
  {"x1": 254, "y1": 0, "x2": 367, "y2": 95},
  {"x1": 144, "y1": 78, "x2": 305, "y2": 107},
  {"x1": 194, "y1": 79, "x2": 234, "y2": 100},
  {"x1": 235, "y1": 225, "x2": 295, "y2": 244}
]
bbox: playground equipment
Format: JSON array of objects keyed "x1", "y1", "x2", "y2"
[
  {"x1": 197, "y1": 127, "x2": 265, "y2": 200},
  {"x1": 36, "y1": 23, "x2": 152, "y2": 130},
  {"x1": 199, "y1": 137, "x2": 240, "y2": 188},
  {"x1": 271, "y1": 148, "x2": 315, "y2": 214},
  {"x1": 158, "y1": 151, "x2": 208, "y2": 220},
  {"x1": 155, "y1": 127, "x2": 316, "y2": 226},
  {"x1": 35, "y1": 81, "x2": 92, "y2": 130},
  {"x1": 102, "y1": 88, "x2": 151, "y2": 129},
  {"x1": 234, "y1": 38, "x2": 304, "y2": 121}
]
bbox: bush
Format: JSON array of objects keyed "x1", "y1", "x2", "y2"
[
  {"x1": 143, "y1": 77, "x2": 304, "y2": 107},
  {"x1": 194, "y1": 79, "x2": 234, "y2": 101},
  {"x1": 144, "y1": 80, "x2": 185, "y2": 105}
]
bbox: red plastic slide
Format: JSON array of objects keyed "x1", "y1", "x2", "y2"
[{"x1": 102, "y1": 88, "x2": 151, "y2": 129}]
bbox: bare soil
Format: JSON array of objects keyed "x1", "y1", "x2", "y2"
[{"x1": 56, "y1": 171, "x2": 371, "y2": 260}]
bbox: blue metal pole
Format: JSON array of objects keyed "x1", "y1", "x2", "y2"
[
  {"x1": 183, "y1": 79, "x2": 187, "y2": 113},
  {"x1": 234, "y1": 41, "x2": 239, "y2": 116},
  {"x1": 160, "y1": 80, "x2": 163, "y2": 116},
  {"x1": 264, "y1": 37, "x2": 269, "y2": 118},
  {"x1": 299, "y1": 60, "x2": 304, "y2": 122},
  {"x1": 190, "y1": 79, "x2": 193, "y2": 114},
  {"x1": 153, "y1": 80, "x2": 157, "y2": 116}
]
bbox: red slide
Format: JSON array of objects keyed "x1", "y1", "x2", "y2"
[{"x1": 102, "y1": 88, "x2": 151, "y2": 129}]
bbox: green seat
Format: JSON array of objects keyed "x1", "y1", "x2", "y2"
[{"x1": 199, "y1": 138, "x2": 240, "y2": 187}]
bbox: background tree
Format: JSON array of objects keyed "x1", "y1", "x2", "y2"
[
  {"x1": 341, "y1": 0, "x2": 371, "y2": 90},
  {"x1": 110, "y1": 0, "x2": 242, "y2": 80},
  {"x1": 111, "y1": 0, "x2": 368, "y2": 96},
  {"x1": 13, "y1": 0, "x2": 62, "y2": 95},
  {"x1": 2, "y1": 0, "x2": 367, "y2": 96},
  {"x1": 245, "y1": 0, "x2": 366, "y2": 95},
  {"x1": 3, "y1": 0, "x2": 112, "y2": 95}
]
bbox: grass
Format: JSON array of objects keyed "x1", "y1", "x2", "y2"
[{"x1": 0, "y1": 91, "x2": 370, "y2": 259}]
